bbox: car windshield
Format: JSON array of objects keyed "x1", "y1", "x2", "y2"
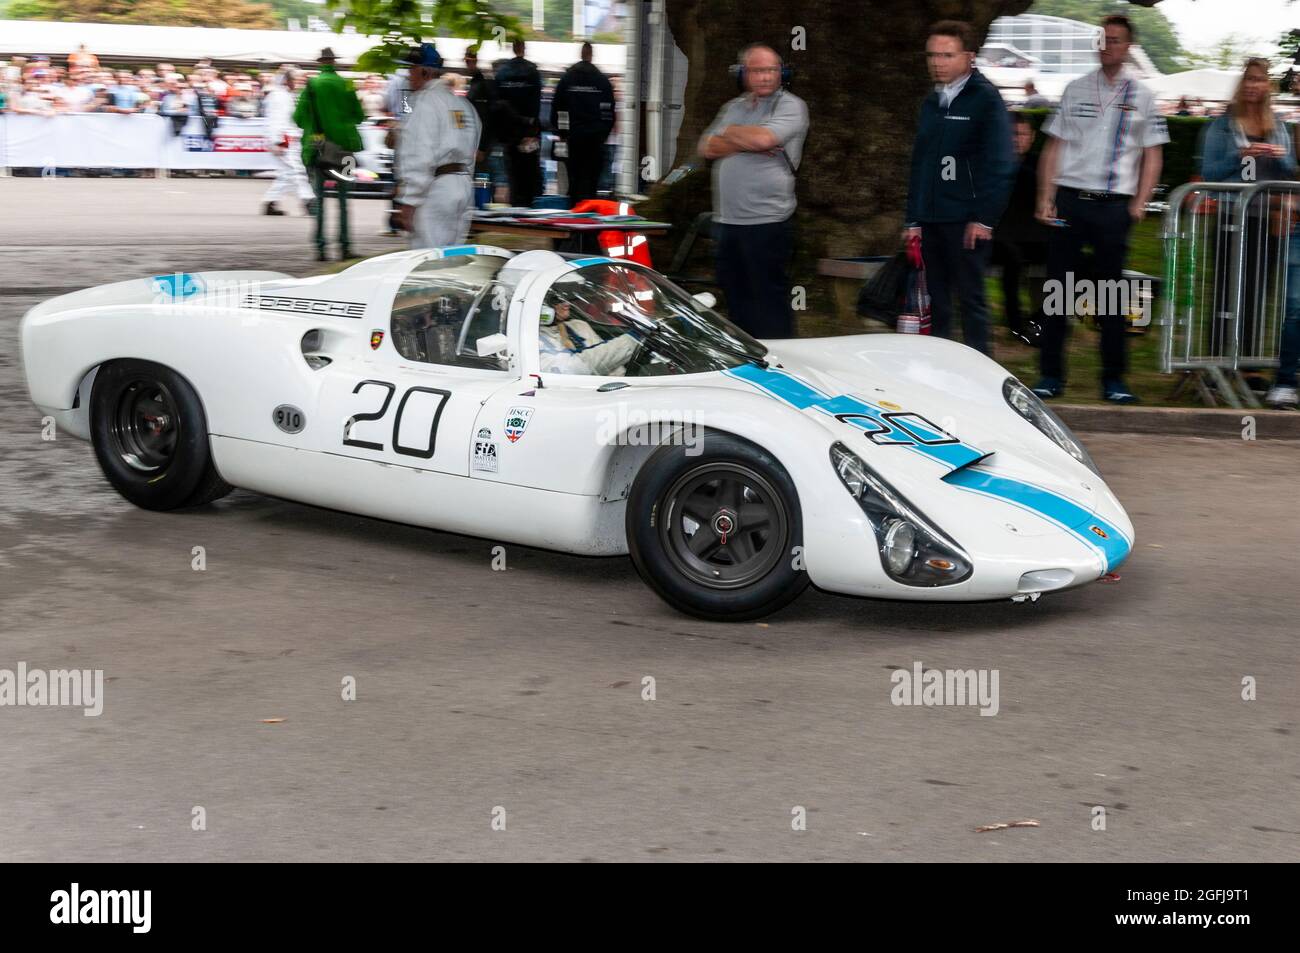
[{"x1": 537, "y1": 262, "x2": 768, "y2": 377}]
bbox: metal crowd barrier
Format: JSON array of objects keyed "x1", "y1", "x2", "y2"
[{"x1": 1162, "y1": 180, "x2": 1298, "y2": 407}]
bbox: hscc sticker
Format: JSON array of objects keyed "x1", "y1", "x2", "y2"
[{"x1": 504, "y1": 406, "x2": 533, "y2": 443}]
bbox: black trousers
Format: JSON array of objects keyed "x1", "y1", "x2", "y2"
[
  {"x1": 991, "y1": 238, "x2": 1049, "y2": 332},
  {"x1": 1040, "y1": 189, "x2": 1134, "y2": 383},
  {"x1": 1210, "y1": 208, "x2": 1268, "y2": 358},
  {"x1": 714, "y1": 218, "x2": 795, "y2": 339},
  {"x1": 563, "y1": 134, "x2": 605, "y2": 204},
  {"x1": 507, "y1": 145, "x2": 541, "y2": 208},
  {"x1": 311, "y1": 165, "x2": 350, "y2": 255},
  {"x1": 920, "y1": 221, "x2": 991, "y2": 355}
]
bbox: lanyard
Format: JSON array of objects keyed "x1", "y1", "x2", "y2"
[{"x1": 1096, "y1": 72, "x2": 1130, "y2": 115}]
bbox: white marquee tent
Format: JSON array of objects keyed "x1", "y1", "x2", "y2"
[
  {"x1": 1145, "y1": 68, "x2": 1244, "y2": 104},
  {"x1": 0, "y1": 18, "x2": 626, "y2": 74}
]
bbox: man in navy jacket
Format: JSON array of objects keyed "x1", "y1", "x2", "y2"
[{"x1": 903, "y1": 20, "x2": 1014, "y2": 355}]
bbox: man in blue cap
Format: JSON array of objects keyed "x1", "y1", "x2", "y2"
[{"x1": 394, "y1": 43, "x2": 481, "y2": 248}]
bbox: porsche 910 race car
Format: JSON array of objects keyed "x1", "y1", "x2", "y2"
[{"x1": 21, "y1": 246, "x2": 1133, "y2": 620}]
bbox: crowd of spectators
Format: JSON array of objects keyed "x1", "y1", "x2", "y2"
[{"x1": 0, "y1": 46, "x2": 396, "y2": 127}]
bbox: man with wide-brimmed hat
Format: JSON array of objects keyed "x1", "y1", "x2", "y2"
[
  {"x1": 393, "y1": 43, "x2": 480, "y2": 249},
  {"x1": 293, "y1": 47, "x2": 365, "y2": 260}
]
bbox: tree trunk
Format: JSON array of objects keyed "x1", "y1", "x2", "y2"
[{"x1": 660, "y1": 0, "x2": 1034, "y2": 260}]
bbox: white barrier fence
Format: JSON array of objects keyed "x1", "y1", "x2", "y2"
[{"x1": 0, "y1": 113, "x2": 276, "y2": 171}]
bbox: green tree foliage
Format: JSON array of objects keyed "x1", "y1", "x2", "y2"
[
  {"x1": 3, "y1": 0, "x2": 280, "y2": 28},
  {"x1": 490, "y1": 0, "x2": 601, "y2": 41},
  {"x1": 324, "y1": 0, "x2": 519, "y2": 72}
]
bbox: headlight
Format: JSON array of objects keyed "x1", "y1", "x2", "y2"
[
  {"x1": 830, "y1": 443, "x2": 972, "y2": 587},
  {"x1": 882, "y1": 519, "x2": 917, "y2": 575},
  {"x1": 1003, "y1": 377, "x2": 1099, "y2": 474}
]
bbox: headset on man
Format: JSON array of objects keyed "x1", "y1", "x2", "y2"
[{"x1": 728, "y1": 43, "x2": 794, "y2": 91}]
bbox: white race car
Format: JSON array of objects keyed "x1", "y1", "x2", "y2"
[{"x1": 21, "y1": 247, "x2": 1133, "y2": 619}]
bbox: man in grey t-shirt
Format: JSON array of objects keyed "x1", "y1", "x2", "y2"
[{"x1": 698, "y1": 43, "x2": 809, "y2": 338}]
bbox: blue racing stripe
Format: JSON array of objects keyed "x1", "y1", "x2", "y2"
[
  {"x1": 725, "y1": 362, "x2": 825, "y2": 408},
  {"x1": 725, "y1": 365, "x2": 986, "y2": 469},
  {"x1": 570, "y1": 256, "x2": 613, "y2": 267},
  {"x1": 441, "y1": 245, "x2": 477, "y2": 256},
  {"x1": 725, "y1": 363, "x2": 1130, "y2": 571},
  {"x1": 944, "y1": 468, "x2": 1131, "y2": 571}
]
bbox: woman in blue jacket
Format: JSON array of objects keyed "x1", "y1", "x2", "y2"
[{"x1": 1199, "y1": 59, "x2": 1298, "y2": 406}]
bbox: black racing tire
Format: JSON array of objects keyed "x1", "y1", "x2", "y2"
[
  {"x1": 89, "y1": 359, "x2": 232, "y2": 511},
  {"x1": 626, "y1": 432, "x2": 809, "y2": 621}
]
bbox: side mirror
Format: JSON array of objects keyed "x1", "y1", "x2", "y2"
[
  {"x1": 476, "y1": 332, "x2": 509, "y2": 358},
  {"x1": 692, "y1": 292, "x2": 717, "y2": 309}
]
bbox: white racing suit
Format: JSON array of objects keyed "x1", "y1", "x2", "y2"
[
  {"x1": 538, "y1": 317, "x2": 640, "y2": 375},
  {"x1": 397, "y1": 80, "x2": 480, "y2": 249},
  {"x1": 262, "y1": 86, "x2": 313, "y2": 203}
]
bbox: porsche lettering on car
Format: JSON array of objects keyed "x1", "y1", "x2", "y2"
[{"x1": 20, "y1": 245, "x2": 1133, "y2": 619}]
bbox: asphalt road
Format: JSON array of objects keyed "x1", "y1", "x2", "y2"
[{"x1": 1, "y1": 180, "x2": 1297, "y2": 862}]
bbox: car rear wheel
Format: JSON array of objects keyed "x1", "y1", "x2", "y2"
[
  {"x1": 626, "y1": 433, "x2": 809, "y2": 621},
  {"x1": 90, "y1": 359, "x2": 232, "y2": 511}
]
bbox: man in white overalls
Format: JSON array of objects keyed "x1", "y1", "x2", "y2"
[
  {"x1": 394, "y1": 44, "x2": 480, "y2": 249},
  {"x1": 262, "y1": 68, "x2": 315, "y2": 216}
]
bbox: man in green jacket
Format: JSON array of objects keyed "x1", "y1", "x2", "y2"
[{"x1": 294, "y1": 48, "x2": 365, "y2": 261}]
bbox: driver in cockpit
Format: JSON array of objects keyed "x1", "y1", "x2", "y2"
[{"x1": 537, "y1": 298, "x2": 641, "y2": 376}]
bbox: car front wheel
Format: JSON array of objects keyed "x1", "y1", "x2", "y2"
[{"x1": 626, "y1": 433, "x2": 808, "y2": 621}]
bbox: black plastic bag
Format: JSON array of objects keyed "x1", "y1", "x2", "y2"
[{"x1": 856, "y1": 251, "x2": 910, "y2": 329}]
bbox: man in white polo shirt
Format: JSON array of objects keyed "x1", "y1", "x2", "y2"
[{"x1": 1033, "y1": 14, "x2": 1168, "y2": 404}]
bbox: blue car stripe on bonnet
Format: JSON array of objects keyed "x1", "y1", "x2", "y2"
[
  {"x1": 440, "y1": 246, "x2": 477, "y2": 256},
  {"x1": 570, "y1": 256, "x2": 613, "y2": 267},
  {"x1": 723, "y1": 363, "x2": 1131, "y2": 573},
  {"x1": 724, "y1": 363, "x2": 825, "y2": 408},
  {"x1": 943, "y1": 469, "x2": 1132, "y2": 572},
  {"x1": 723, "y1": 364, "x2": 985, "y2": 469}
]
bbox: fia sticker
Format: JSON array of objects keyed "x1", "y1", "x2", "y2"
[
  {"x1": 472, "y1": 427, "x2": 498, "y2": 472},
  {"x1": 370, "y1": 329, "x2": 384, "y2": 350},
  {"x1": 504, "y1": 406, "x2": 533, "y2": 443},
  {"x1": 452, "y1": 109, "x2": 467, "y2": 129}
]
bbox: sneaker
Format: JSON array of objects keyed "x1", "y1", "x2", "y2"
[
  {"x1": 1265, "y1": 385, "x2": 1298, "y2": 409},
  {"x1": 1032, "y1": 378, "x2": 1064, "y2": 399},
  {"x1": 1102, "y1": 380, "x2": 1140, "y2": 405},
  {"x1": 262, "y1": 201, "x2": 285, "y2": 216}
]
